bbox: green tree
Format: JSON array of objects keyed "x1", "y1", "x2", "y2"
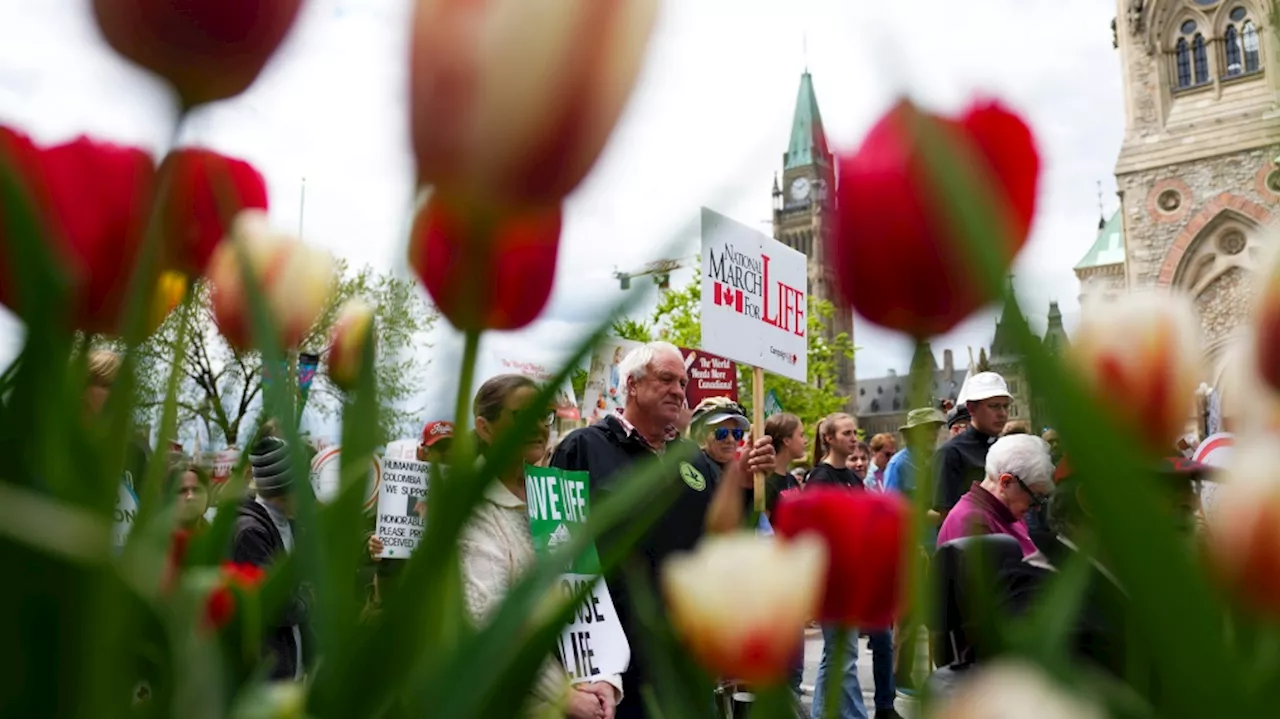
[
  {"x1": 610, "y1": 280, "x2": 854, "y2": 435},
  {"x1": 124, "y1": 261, "x2": 436, "y2": 447}
]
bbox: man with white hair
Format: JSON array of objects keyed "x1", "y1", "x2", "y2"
[
  {"x1": 551, "y1": 341, "x2": 774, "y2": 719},
  {"x1": 936, "y1": 434, "x2": 1054, "y2": 558}
]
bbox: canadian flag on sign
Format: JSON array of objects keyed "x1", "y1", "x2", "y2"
[{"x1": 713, "y1": 282, "x2": 744, "y2": 313}]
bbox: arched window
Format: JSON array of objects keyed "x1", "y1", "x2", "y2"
[
  {"x1": 1243, "y1": 21, "x2": 1261, "y2": 73},
  {"x1": 1193, "y1": 34, "x2": 1210, "y2": 83},
  {"x1": 1176, "y1": 38, "x2": 1192, "y2": 88},
  {"x1": 1223, "y1": 7, "x2": 1263, "y2": 78},
  {"x1": 1225, "y1": 25, "x2": 1242, "y2": 76}
]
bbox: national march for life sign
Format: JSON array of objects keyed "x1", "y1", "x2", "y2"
[
  {"x1": 700, "y1": 207, "x2": 808, "y2": 382},
  {"x1": 525, "y1": 466, "x2": 630, "y2": 684},
  {"x1": 374, "y1": 457, "x2": 430, "y2": 559}
]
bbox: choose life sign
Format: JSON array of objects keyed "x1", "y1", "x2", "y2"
[
  {"x1": 525, "y1": 466, "x2": 630, "y2": 684},
  {"x1": 700, "y1": 208, "x2": 808, "y2": 382}
]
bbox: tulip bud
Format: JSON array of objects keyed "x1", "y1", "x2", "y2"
[
  {"x1": 327, "y1": 298, "x2": 375, "y2": 392},
  {"x1": 409, "y1": 0, "x2": 658, "y2": 204},
  {"x1": 1206, "y1": 443, "x2": 1280, "y2": 617},
  {"x1": 1071, "y1": 291, "x2": 1203, "y2": 453},
  {"x1": 829, "y1": 99, "x2": 1040, "y2": 338},
  {"x1": 147, "y1": 270, "x2": 188, "y2": 334},
  {"x1": 208, "y1": 210, "x2": 336, "y2": 351},
  {"x1": 202, "y1": 561, "x2": 265, "y2": 631},
  {"x1": 931, "y1": 661, "x2": 1103, "y2": 719},
  {"x1": 773, "y1": 488, "x2": 911, "y2": 628},
  {"x1": 91, "y1": 0, "x2": 304, "y2": 108},
  {"x1": 409, "y1": 192, "x2": 561, "y2": 331},
  {"x1": 0, "y1": 127, "x2": 155, "y2": 335},
  {"x1": 661, "y1": 533, "x2": 827, "y2": 685},
  {"x1": 157, "y1": 148, "x2": 269, "y2": 277}
]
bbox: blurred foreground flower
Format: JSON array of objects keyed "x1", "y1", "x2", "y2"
[
  {"x1": 205, "y1": 561, "x2": 266, "y2": 631},
  {"x1": 91, "y1": 0, "x2": 304, "y2": 108},
  {"x1": 929, "y1": 660, "x2": 1103, "y2": 719},
  {"x1": 149, "y1": 270, "x2": 188, "y2": 333},
  {"x1": 408, "y1": 0, "x2": 658, "y2": 203},
  {"x1": 409, "y1": 192, "x2": 561, "y2": 331},
  {"x1": 829, "y1": 99, "x2": 1039, "y2": 338},
  {"x1": 1254, "y1": 247, "x2": 1280, "y2": 395},
  {"x1": 208, "y1": 210, "x2": 337, "y2": 351},
  {"x1": 328, "y1": 298, "x2": 375, "y2": 392},
  {"x1": 1071, "y1": 291, "x2": 1203, "y2": 453},
  {"x1": 0, "y1": 127, "x2": 153, "y2": 334},
  {"x1": 772, "y1": 488, "x2": 910, "y2": 628},
  {"x1": 157, "y1": 148, "x2": 270, "y2": 276},
  {"x1": 661, "y1": 533, "x2": 826, "y2": 684},
  {"x1": 1207, "y1": 443, "x2": 1280, "y2": 618}
]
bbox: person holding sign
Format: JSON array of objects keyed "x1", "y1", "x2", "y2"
[
  {"x1": 457, "y1": 374, "x2": 623, "y2": 719},
  {"x1": 549, "y1": 342, "x2": 775, "y2": 719}
]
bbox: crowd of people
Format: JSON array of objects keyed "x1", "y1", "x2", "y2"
[{"x1": 97, "y1": 338, "x2": 1214, "y2": 719}]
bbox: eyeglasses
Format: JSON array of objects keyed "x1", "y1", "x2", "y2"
[
  {"x1": 714, "y1": 427, "x2": 745, "y2": 442},
  {"x1": 1013, "y1": 475, "x2": 1049, "y2": 508}
]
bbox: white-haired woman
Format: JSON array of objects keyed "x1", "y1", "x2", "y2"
[{"x1": 936, "y1": 434, "x2": 1055, "y2": 557}]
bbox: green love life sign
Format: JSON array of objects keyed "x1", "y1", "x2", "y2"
[{"x1": 525, "y1": 465, "x2": 599, "y2": 574}]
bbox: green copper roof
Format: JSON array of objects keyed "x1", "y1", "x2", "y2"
[
  {"x1": 1075, "y1": 210, "x2": 1126, "y2": 270},
  {"x1": 784, "y1": 71, "x2": 830, "y2": 170}
]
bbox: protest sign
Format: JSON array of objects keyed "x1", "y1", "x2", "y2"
[
  {"x1": 700, "y1": 207, "x2": 808, "y2": 383},
  {"x1": 579, "y1": 338, "x2": 644, "y2": 423},
  {"x1": 374, "y1": 457, "x2": 430, "y2": 559},
  {"x1": 491, "y1": 353, "x2": 581, "y2": 421},
  {"x1": 525, "y1": 465, "x2": 630, "y2": 683},
  {"x1": 309, "y1": 446, "x2": 382, "y2": 511},
  {"x1": 680, "y1": 347, "x2": 738, "y2": 406}
]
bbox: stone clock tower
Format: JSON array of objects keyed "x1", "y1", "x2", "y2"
[
  {"x1": 1108, "y1": 0, "x2": 1280, "y2": 386},
  {"x1": 771, "y1": 70, "x2": 856, "y2": 409}
]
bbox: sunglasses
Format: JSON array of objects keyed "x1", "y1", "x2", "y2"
[
  {"x1": 512, "y1": 407, "x2": 556, "y2": 426},
  {"x1": 714, "y1": 428, "x2": 745, "y2": 442}
]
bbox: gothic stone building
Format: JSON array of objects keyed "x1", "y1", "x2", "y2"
[
  {"x1": 771, "y1": 71, "x2": 856, "y2": 410},
  {"x1": 1085, "y1": 0, "x2": 1280, "y2": 387}
]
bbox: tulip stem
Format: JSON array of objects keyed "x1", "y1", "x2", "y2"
[
  {"x1": 451, "y1": 329, "x2": 482, "y2": 464},
  {"x1": 821, "y1": 624, "x2": 848, "y2": 719}
]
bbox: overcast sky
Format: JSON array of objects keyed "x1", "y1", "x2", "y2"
[{"x1": 0, "y1": 0, "x2": 1125, "y2": 435}]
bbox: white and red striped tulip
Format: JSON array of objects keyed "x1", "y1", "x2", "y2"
[
  {"x1": 1071, "y1": 291, "x2": 1203, "y2": 453},
  {"x1": 661, "y1": 532, "x2": 826, "y2": 685},
  {"x1": 408, "y1": 0, "x2": 658, "y2": 204},
  {"x1": 208, "y1": 210, "x2": 335, "y2": 351},
  {"x1": 1207, "y1": 442, "x2": 1280, "y2": 618},
  {"x1": 327, "y1": 298, "x2": 375, "y2": 392}
]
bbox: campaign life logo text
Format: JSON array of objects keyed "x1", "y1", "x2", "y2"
[{"x1": 707, "y1": 244, "x2": 805, "y2": 337}]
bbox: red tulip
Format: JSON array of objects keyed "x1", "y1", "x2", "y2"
[
  {"x1": 0, "y1": 128, "x2": 155, "y2": 335},
  {"x1": 156, "y1": 148, "x2": 269, "y2": 277},
  {"x1": 91, "y1": 0, "x2": 305, "y2": 108},
  {"x1": 830, "y1": 99, "x2": 1040, "y2": 338},
  {"x1": 408, "y1": 0, "x2": 658, "y2": 204},
  {"x1": 409, "y1": 192, "x2": 561, "y2": 331},
  {"x1": 772, "y1": 487, "x2": 911, "y2": 628},
  {"x1": 203, "y1": 562, "x2": 266, "y2": 630}
]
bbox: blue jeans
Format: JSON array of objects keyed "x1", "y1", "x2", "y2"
[
  {"x1": 810, "y1": 624, "x2": 868, "y2": 719},
  {"x1": 866, "y1": 628, "x2": 895, "y2": 710}
]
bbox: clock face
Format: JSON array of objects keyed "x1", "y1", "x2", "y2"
[{"x1": 790, "y1": 177, "x2": 811, "y2": 201}]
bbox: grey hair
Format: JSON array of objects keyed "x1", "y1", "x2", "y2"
[
  {"x1": 617, "y1": 341, "x2": 682, "y2": 399},
  {"x1": 985, "y1": 434, "x2": 1054, "y2": 493}
]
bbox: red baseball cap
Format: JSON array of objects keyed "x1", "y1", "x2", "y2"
[{"x1": 420, "y1": 420, "x2": 454, "y2": 447}]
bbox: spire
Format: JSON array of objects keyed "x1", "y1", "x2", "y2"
[
  {"x1": 989, "y1": 275, "x2": 1022, "y2": 363},
  {"x1": 1096, "y1": 180, "x2": 1106, "y2": 230},
  {"x1": 784, "y1": 71, "x2": 831, "y2": 171},
  {"x1": 1043, "y1": 300, "x2": 1071, "y2": 355}
]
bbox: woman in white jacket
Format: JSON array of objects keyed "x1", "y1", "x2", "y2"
[{"x1": 458, "y1": 374, "x2": 623, "y2": 719}]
